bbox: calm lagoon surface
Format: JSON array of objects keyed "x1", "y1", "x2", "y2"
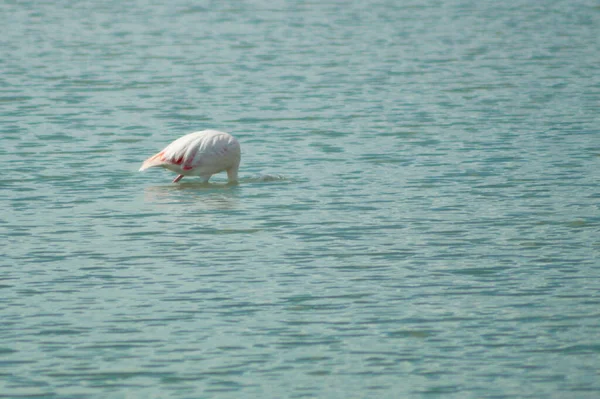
[{"x1": 1, "y1": 0, "x2": 599, "y2": 398}]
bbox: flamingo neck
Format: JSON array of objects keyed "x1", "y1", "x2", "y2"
[{"x1": 227, "y1": 167, "x2": 239, "y2": 183}]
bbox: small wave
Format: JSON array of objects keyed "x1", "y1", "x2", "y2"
[{"x1": 244, "y1": 174, "x2": 287, "y2": 183}]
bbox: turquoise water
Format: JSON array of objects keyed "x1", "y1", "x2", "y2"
[{"x1": 2, "y1": 0, "x2": 600, "y2": 398}]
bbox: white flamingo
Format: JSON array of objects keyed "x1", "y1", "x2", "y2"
[{"x1": 139, "y1": 130, "x2": 241, "y2": 183}]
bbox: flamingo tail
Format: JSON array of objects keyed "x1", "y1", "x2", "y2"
[{"x1": 139, "y1": 152, "x2": 165, "y2": 171}]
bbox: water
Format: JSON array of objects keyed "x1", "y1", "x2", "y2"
[{"x1": 1, "y1": 0, "x2": 599, "y2": 398}]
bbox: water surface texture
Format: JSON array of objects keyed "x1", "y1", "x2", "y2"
[{"x1": 2, "y1": 0, "x2": 600, "y2": 398}]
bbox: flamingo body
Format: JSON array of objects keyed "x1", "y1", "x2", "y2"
[{"x1": 139, "y1": 130, "x2": 241, "y2": 183}]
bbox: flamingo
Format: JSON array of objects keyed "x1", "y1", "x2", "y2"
[{"x1": 139, "y1": 130, "x2": 241, "y2": 183}]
